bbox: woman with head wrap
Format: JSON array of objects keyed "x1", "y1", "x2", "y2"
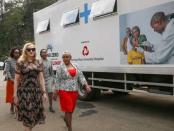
[{"x1": 55, "y1": 51, "x2": 91, "y2": 131}]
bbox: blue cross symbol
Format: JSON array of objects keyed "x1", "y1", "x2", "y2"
[{"x1": 80, "y1": 3, "x2": 91, "y2": 24}]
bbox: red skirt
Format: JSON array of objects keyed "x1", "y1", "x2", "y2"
[
  {"x1": 6, "y1": 80, "x2": 14, "y2": 103},
  {"x1": 58, "y1": 90, "x2": 78, "y2": 113}
]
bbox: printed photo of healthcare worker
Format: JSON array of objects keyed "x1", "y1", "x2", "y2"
[{"x1": 120, "y1": 1, "x2": 174, "y2": 65}]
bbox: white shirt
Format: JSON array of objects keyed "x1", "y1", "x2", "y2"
[
  {"x1": 144, "y1": 19, "x2": 174, "y2": 64},
  {"x1": 127, "y1": 37, "x2": 132, "y2": 53}
]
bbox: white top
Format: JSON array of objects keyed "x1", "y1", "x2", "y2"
[{"x1": 144, "y1": 19, "x2": 174, "y2": 64}]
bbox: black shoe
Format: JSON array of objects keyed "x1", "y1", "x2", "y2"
[{"x1": 49, "y1": 107, "x2": 55, "y2": 113}]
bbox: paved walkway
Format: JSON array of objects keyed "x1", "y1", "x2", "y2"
[
  {"x1": 0, "y1": 71, "x2": 70, "y2": 131},
  {"x1": 1, "y1": 71, "x2": 174, "y2": 131},
  {"x1": 0, "y1": 71, "x2": 101, "y2": 131}
]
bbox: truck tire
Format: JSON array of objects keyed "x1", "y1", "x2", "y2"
[{"x1": 78, "y1": 88, "x2": 101, "y2": 101}]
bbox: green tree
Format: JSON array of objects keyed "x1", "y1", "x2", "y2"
[
  {"x1": 0, "y1": 1, "x2": 24, "y2": 60},
  {"x1": 23, "y1": 0, "x2": 57, "y2": 41},
  {"x1": 0, "y1": 0, "x2": 57, "y2": 61}
]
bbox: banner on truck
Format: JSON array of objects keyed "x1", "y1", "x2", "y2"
[{"x1": 120, "y1": 1, "x2": 174, "y2": 65}]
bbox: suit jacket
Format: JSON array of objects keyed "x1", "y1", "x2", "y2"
[{"x1": 55, "y1": 62, "x2": 87, "y2": 91}]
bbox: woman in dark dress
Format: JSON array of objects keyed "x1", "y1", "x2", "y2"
[{"x1": 14, "y1": 43, "x2": 47, "y2": 131}]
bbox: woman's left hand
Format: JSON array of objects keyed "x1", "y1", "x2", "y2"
[
  {"x1": 85, "y1": 85, "x2": 91, "y2": 93},
  {"x1": 43, "y1": 93, "x2": 48, "y2": 102}
]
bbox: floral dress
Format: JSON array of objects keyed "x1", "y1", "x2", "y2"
[{"x1": 15, "y1": 60, "x2": 45, "y2": 128}]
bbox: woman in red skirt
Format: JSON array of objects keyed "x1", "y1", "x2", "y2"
[
  {"x1": 55, "y1": 51, "x2": 91, "y2": 131},
  {"x1": 5, "y1": 48, "x2": 20, "y2": 114}
]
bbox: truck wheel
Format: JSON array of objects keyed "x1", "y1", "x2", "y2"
[{"x1": 78, "y1": 87, "x2": 101, "y2": 101}]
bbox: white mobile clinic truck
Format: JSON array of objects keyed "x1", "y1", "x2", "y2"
[{"x1": 34, "y1": 0, "x2": 174, "y2": 100}]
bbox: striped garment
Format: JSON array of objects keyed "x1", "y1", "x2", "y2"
[
  {"x1": 5, "y1": 57, "x2": 17, "y2": 80},
  {"x1": 42, "y1": 59, "x2": 54, "y2": 93},
  {"x1": 55, "y1": 63, "x2": 87, "y2": 91}
]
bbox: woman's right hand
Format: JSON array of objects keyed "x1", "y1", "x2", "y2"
[{"x1": 53, "y1": 90, "x2": 58, "y2": 101}]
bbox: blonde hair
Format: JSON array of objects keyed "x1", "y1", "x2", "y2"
[{"x1": 18, "y1": 42, "x2": 36, "y2": 63}]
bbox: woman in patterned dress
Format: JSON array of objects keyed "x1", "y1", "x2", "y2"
[
  {"x1": 55, "y1": 51, "x2": 91, "y2": 131},
  {"x1": 14, "y1": 43, "x2": 47, "y2": 131},
  {"x1": 40, "y1": 49, "x2": 55, "y2": 113}
]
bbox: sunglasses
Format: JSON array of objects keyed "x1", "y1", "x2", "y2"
[{"x1": 26, "y1": 48, "x2": 36, "y2": 52}]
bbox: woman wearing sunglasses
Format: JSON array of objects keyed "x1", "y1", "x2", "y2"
[
  {"x1": 14, "y1": 43, "x2": 47, "y2": 131},
  {"x1": 55, "y1": 51, "x2": 91, "y2": 131}
]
